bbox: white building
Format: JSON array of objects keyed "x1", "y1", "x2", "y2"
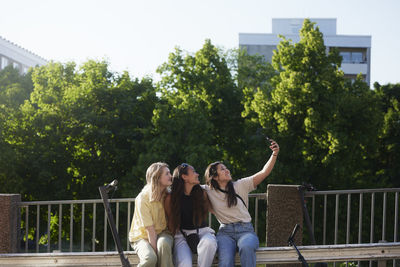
[
  {"x1": 0, "y1": 35, "x2": 47, "y2": 74},
  {"x1": 239, "y1": 18, "x2": 371, "y2": 85}
]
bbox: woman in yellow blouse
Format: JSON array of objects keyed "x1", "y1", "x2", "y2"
[{"x1": 129, "y1": 162, "x2": 174, "y2": 267}]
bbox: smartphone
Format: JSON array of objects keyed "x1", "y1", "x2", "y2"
[{"x1": 266, "y1": 136, "x2": 272, "y2": 144}]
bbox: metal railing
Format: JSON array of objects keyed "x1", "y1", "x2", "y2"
[
  {"x1": 304, "y1": 188, "x2": 400, "y2": 267},
  {"x1": 304, "y1": 188, "x2": 399, "y2": 245},
  {"x1": 20, "y1": 187, "x2": 399, "y2": 256},
  {"x1": 19, "y1": 194, "x2": 267, "y2": 253},
  {"x1": 20, "y1": 198, "x2": 135, "y2": 253}
]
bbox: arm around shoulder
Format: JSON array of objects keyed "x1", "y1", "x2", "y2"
[
  {"x1": 164, "y1": 194, "x2": 174, "y2": 235},
  {"x1": 204, "y1": 190, "x2": 215, "y2": 214}
]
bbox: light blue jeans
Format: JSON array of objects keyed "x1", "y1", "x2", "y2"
[{"x1": 216, "y1": 222, "x2": 259, "y2": 267}]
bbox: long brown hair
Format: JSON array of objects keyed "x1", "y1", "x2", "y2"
[
  {"x1": 204, "y1": 161, "x2": 238, "y2": 207},
  {"x1": 169, "y1": 164, "x2": 208, "y2": 233}
]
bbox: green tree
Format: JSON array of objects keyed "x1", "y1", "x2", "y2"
[
  {"x1": 0, "y1": 65, "x2": 33, "y2": 108},
  {"x1": 374, "y1": 82, "x2": 400, "y2": 187},
  {"x1": 135, "y1": 40, "x2": 245, "y2": 178},
  {"x1": 1, "y1": 61, "x2": 157, "y2": 200},
  {"x1": 0, "y1": 66, "x2": 33, "y2": 194},
  {"x1": 236, "y1": 48, "x2": 278, "y2": 179},
  {"x1": 243, "y1": 19, "x2": 382, "y2": 189}
]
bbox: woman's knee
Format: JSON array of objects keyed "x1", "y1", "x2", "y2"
[
  {"x1": 238, "y1": 233, "x2": 259, "y2": 250},
  {"x1": 157, "y1": 237, "x2": 173, "y2": 251},
  {"x1": 200, "y1": 235, "x2": 217, "y2": 251},
  {"x1": 141, "y1": 251, "x2": 157, "y2": 267}
]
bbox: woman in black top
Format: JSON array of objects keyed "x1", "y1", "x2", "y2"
[{"x1": 165, "y1": 163, "x2": 217, "y2": 267}]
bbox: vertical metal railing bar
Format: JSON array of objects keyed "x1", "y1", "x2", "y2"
[
  {"x1": 70, "y1": 204, "x2": 73, "y2": 252},
  {"x1": 346, "y1": 194, "x2": 351, "y2": 244},
  {"x1": 25, "y1": 206, "x2": 28, "y2": 252},
  {"x1": 369, "y1": 192, "x2": 375, "y2": 267},
  {"x1": 357, "y1": 194, "x2": 362, "y2": 267},
  {"x1": 394, "y1": 192, "x2": 398, "y2": 267},
  {"x1": 312, "y1": 195, "x2": 315, "y2": 234},
  {"x1": 58, "y1": 204, "x2": 62, "y2": 251},
  {"x1": 323, "y1": 194, "x2": 327, "y2": 245},
  {"x1": 81, "y1": 203, "x2": 85, "y2": 252},
  {"x1": 370, "y1": 192, "x2": 375, "y2": 243},
  {"x1": 92, "y1": 203, "x2": 96, "y2": 252},
  {"x1": 47, "y1": 204, "x2": 51, "y2": 252},
  {"x1": 127, "y1": 201, "x2": 131, "y2": 251},
  {"x1": 36, "y1": 205, "x2": 40, "y2": 253},
  {"x1": 116, "y1": 202, "x2": 119, "y2": 232},
  {"x1": 104, "y1": 208, "x2": 107, "y2": 251},
  {"x1": 334, "y1": 194, "x2": 339, "y2": 244},
  {"x1": 358, "y1": 193, "x2": 363, "y2": 243},
  {"x1": 382, "y1": 192, "x2": 387, "y2": 241},
  {"x1": 394, "y1": 192, "x2": 398, "y2": 242},
  {"x1": 255, "y1": 198, "x2": 259, "y2": 236}
]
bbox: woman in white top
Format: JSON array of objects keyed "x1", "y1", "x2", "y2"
[{"x1": 203, "y1": 140, "x2": 279, "y2": 267}]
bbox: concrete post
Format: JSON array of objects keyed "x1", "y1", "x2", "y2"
[
  {"x1": 266, "y1": 184, "x2": 303, "y2": 267},
  {"x1": 0, "y1": 194, "x2": 21, "y2": 253}
]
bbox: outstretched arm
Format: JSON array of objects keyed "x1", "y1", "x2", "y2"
[{"x1": 253, "y1": 140, "x2": 280, "y2": 188}]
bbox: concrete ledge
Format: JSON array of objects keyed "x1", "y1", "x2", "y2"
[{"x1": 1, "y1": 243, "x2": 400, "y2": 266}]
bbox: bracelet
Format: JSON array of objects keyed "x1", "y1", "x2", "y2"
[{"x1": 272, "y1": 154, "x2": 278, "y2": 157}]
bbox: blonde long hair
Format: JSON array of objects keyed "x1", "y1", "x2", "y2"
[{"x1": 145, "y1": 162, "x2": 169, "y2": 202}]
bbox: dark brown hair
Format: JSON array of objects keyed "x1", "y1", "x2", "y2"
[
  {"x1": 204, "y1": 161, "x2": 238, "y2": 207},
  {"x1": 169, "y1": 164, "x2": 208, "y2": 234}
]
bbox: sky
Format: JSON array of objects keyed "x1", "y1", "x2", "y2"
[{"x1": 1, "y1": 0, "x2": 400, "y2": 85}]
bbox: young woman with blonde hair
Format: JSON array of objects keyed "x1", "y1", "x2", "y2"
[
  {"x1": 204, "y1": 140, "x2": 280, "y2": 267},
  {"x1": 165, "y1": 163, "x2": 217, "y2": 267},
  {"x1": 129, "y1": 162, "x2": 174, "y2": 267}
]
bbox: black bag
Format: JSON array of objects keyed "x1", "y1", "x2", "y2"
[{"x1": 181, "y1": 229, "x2": 199, "y2": 254}]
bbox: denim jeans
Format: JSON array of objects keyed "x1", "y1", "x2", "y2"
[{"x1": 216, "y1": 222, "x2": 259, "y2": 267}]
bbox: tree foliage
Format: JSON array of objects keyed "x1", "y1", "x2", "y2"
[
  {"x1": 242, "y1": 19, "x2": 383, "y2": 189},
  {"x1": 0, "y1": 21, "x2": 398, "y2": 203},
  {"x1": 374, "y1": 82, "x2": 400, "y2": 187},
  {"x1": 0, "y1": 61, "x2": 157, "y2": 200},
  {"x1": 134, "y1": 40, "x2": 246, "y2": 179}
]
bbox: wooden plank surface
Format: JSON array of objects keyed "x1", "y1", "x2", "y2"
[{"x1": 0, "y1": 243, "x2": 399, "y2": 266}]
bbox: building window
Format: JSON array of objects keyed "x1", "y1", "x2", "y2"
[
  {"x1": 13, "y1": 62, "x2": 20, "y2": 70},
  {"x1": 1, "y1": 57, "x2": 9, "y2": 69},
  {"x1": 340, "y1": 51, "x2": 365, "y2": 64},
  {"x1": 352, "y1": 52, "x2": 363, "y2": 63},
  {"x1": 340, "y1": 52, "x2": 351, "y2": 63}
]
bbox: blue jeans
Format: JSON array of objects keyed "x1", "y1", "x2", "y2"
[{"x1": 216, "y1": 222, "x2": 259, "y2": 267}]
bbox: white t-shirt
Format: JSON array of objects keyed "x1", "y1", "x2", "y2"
[{"x1": 203, "y1": 176, "x2": 256, "y2": 224}]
